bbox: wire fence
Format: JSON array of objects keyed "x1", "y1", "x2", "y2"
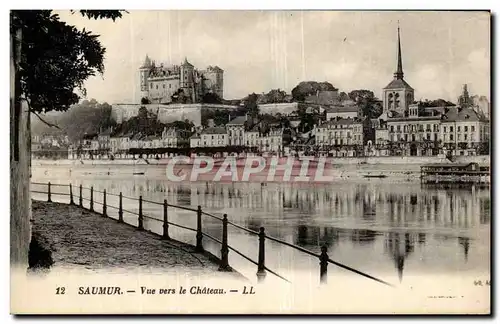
[{"x1": 31, "y1": 182, "x2": 394, "y2": 287}]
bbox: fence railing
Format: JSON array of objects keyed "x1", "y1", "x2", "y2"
[{"x1": 30, "y1": 182, "x2": 393, "y2": 287}]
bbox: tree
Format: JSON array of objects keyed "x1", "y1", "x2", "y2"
[
  {"x1": 262, "y1": 89, "x2": 287, "y2": 104},
  {"x1": 201, "y1": 92, "x2": 223, "y2": 104},
  {"x1": 242, "y1": 93, "x2": 259, "y2": 118},
  {"x1": 348, "y1": 89, "x2": 382, "y2": 119},
  {"x1": 420, "y1": 99, "x2": 455, "y2": 108},
  {"x1": 291, "y1": 81, "x2": 338, "y2": 102},
  {"x1": 141, "y1": 97, "x2": 151, "y2": 104},
  {"x1": 10, "y1": 10, "x2": 124, "y2": 268}
]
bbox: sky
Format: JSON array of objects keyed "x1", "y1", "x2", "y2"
[{"x1": 55, "y1": 10, "x2": 490, "y2": 104}]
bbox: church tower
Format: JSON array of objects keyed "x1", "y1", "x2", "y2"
[{"x1": 382, "y1": 23, "x2": 415, "y2": 118}]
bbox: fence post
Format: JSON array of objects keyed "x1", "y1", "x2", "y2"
[
  {"x1": 138, "y1": 196, "x2": 144, "y2": 230},
  {"x1": 47, "y1": 182, "x2": 52, "y2": 202},
  {"x1": 79, "y1": 184, "x2": 82, "y2": 207},
  {"x1": 320, "y1": 245, "x2": 329, "y2": 284},
  {"x1": 195, "y1": 205, "x2": 203, "y2": 252},
  {"x1": 162, "y1": 199, "x2": 170, "y2": 240},
  {"x1": 69, "y1": 183, "x2": 74, "y2": 205},
  {"x1": 90, "y1": 186, "x2": 94, "y2": 212},
  {"x1": 118, "y1": 192, "x2": 123, "y2": 223},
  {"x1": 218, "y1": 214, "x2": 230, "y2": 271},
  {"x1": 102, "y1": 189, "x2": 107, "y2": 217},
  {"x1": 256, "y1": 227, "x2": 267, "y2": 282}
]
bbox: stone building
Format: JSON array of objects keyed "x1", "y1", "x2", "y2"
[
  {"x1": 377, "y1": 24, "x2": 489, "y2": 157},
  {"x1": 315, "y1": 117, "x2": 366, "y2": 147},
  {"x1": 380, "y1": 25, "x2": 414, "y2": 119},
  {"x1": 226, "y1": 115, "x2": 247, "y2": 146},
  {"x1": 325, "y1": 105, "x2": 360, "y2": 120},
  {"x1": 139, "y1": 56, "x2": 224, "y2": 104},
  {"x1": 199, "y1": 127, "x2": 228, "y2": 147}
]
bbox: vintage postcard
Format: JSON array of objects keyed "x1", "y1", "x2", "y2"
[{"x1": 10, "y1": 9, "x2": 491, "y2": 314}]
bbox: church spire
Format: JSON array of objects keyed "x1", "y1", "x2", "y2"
[{"x1": 394, "y1": 21, "x2": 404, "y2": 80}]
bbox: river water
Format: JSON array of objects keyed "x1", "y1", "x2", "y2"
[{"x1": 31, "y1": 164, "x2": 490, "y2": 287}]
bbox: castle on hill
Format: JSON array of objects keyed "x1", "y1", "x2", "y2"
[{"x1": 139, "y1": 55, "x2": 224, "y2": 104}]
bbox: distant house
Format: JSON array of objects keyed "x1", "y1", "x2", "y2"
[
  {"x1": 226, "y1": 115, "x2": 247, "y2": 146},
  {"x1": 325, "y1": 105, "x2": 361, "y2": 120},
  {"x1": 190, "y1": 134, "x2": 201, "y2": 148},
  {"x1": 200, "y1": 127, "x2": 228, "y2": 147},
  {"x1": 304, "y1": 90, "x2": 339, "y2": 105}
]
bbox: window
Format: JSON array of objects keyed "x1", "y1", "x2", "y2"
[
  {"x1": 465, "y1": 134, "x2": 468, "y2": 141},
  {"x1": 444, "y1": 126, "x2": 447, "y2": 133},
  {"x1": 156, "y1": 85, "x2": 158, "y2": 89},
  {"x1": 163, "y1": 84, "x2": 165, "y2": 89},
  {"x1": 212, "y1": 135, "x2": 214, "y2": 140},
  {"x1": 169, "y1": 84, "x2": 172, "y2": 89},
  {"x1": 405, "y1": 134, "x2": 408, "y2": 141},
  {"x1": 434, "y1": 133, "x2": 438, "y2": 141},
  {"x1": 471, "y1": 126, "x2": 475, "y2": 132},
  {"x1": 450, "y1": 134, "x2": 454, "y2": 141},
  {"x1": 450, "y1": 126, "x2": 453, "y2": 132},
  {"x1": 391, "y1": 126, "x2": 394, "y2": 132},
  {"x1": 427, "y1": 133, "x2": 431, "y2": 140},
  {"x1": 458, "y1": 134, "x2": 461, "y2": 141},
  {"x1": 419, "y1": 125, "x2": 424, "y2": 132},
  {"x1": 457, "y1": 126, "x2": 461, "y2": 132},
  {"x1": 150, "y1": 84, "x2": 153, "y2": 89},
  {"x1": 412, "y1": 134, "x2": 416, "y2": 142},
  {"x1": 426, "y1": 124, "x2": 431, "y2": 131},
  {"x1": 397, "y1": 125, "x2": 401, "y2": 132},
  {"x1": 464, "y1": 126, "x2": 468, "y2": 132}
]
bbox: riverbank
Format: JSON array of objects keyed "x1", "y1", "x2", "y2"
[
  {"x1": 32, "y1": 155, "x2": 490, "y2": 166},
  {"x1": 30, "y1": 201, "x2": 244, "y2": 279}
]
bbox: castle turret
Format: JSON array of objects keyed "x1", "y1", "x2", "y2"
[
  {"x1": 202, "y1": 65, "x2": 224, "y2": 100},
  {"x1": 139, "y1": 55, "x2": 152, "y2": 99},
  {"x1": 180, "y1": 57, "x2": 195, "y2": 102}
]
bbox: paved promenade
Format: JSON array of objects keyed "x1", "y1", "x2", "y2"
[{"x1": 31, "y1": 201, "x2": 242, "y2": 278}]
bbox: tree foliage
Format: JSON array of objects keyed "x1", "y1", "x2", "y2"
[
  {"x1": 260, "y1": 89, "x2": 288, "y2": 104},
  {"x1": 291, "y1": 81, "x2": 338, "y2": 102},
  {"x1": 11, "y1": 10, "x2": 124, "y2": 113},
  {"x1": 201, "y1": 92, "x2": 223, "y2": 104},
  {"x1": 420, "y1": 98, "x2": 455, "y2": 107},
  {"x1": 202, "y1": 109, "x2": 230, "y2": 127},
  {"x1": 240, "y1": 93, "x2": 260, "y2": 118},
  {"x1": 348, "y1": 89, "x2": 382, "y2": 119},
  {"x1": 30, "y1": 99, "x2": 116, "y2": 141}
]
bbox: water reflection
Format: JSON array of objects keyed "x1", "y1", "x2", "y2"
[{"x1": 33, "y1": 167, "x2": 490, "y2": 281}]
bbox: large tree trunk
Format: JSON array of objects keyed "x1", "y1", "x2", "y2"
[{"x1": 10, "y1": 24, "x2": 31, "y2": 270}]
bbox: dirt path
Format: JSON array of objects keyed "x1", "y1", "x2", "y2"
[{"x1": 31, "y1": 201, "x2": 242, "y2": 279}]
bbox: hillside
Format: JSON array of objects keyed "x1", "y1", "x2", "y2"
[{"x1": 31, "y1": 99, "x2": 115, "y2": 141}]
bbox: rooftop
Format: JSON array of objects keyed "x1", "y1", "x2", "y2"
[
  {"x1": 383, "y1": 78, "x2": 414, "y2": 90},
  {"x1": 325, "y1": 105, "x2": 359, "y2": 113},
  {"x1": 440, "y1": 107, "x2": 488, "y2": 122},
  {"x1": 202, "y1": 127, "x2": 227, "y2": 135},
  {"x1": 227, "y1": 116, "x2": 247, "y2": 125},
  {"x1": 319, "y1": 117, "x2": 365, "y2": 127}
]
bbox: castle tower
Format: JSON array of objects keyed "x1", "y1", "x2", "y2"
[
  {"x1": 180, "y1": 57, "x2": 194, "y2": 86},
  {"x1": 203, "y1": 65, "x2": 224, "y2": 100},
  {"x1": 139, "y1": 55, "x2": 152, "y2": 99},
  {"x1": 382, "y1": 23, "x2": 415, "y2": 118}
]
